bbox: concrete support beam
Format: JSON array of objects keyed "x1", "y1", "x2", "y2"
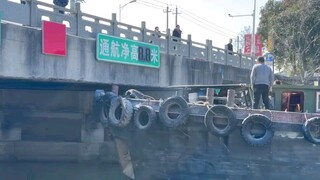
[
  {"x1": 13, "y1": 141, "x2": 117, "y2": 161},
  {"x1": 0, "y1": 128, "x2": 21, "y2": 142},
  {"x1": 0, "y1": 142, "x2": 14, "y2": 160},
  {"x1": 81, "y1": 123, "x2": 104, "y2": 143}
]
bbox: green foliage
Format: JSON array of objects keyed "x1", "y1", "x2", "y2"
[{"x1": 258, "y1": 0, "x2": 320, "y2": 84}]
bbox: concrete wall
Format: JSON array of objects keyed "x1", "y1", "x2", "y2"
[
  {"x1": 0, "y1": 89, "x2": 119, "y2": 162},
  {"x1": 0, "y1": 23, "x2": 250, "y2": 87}
]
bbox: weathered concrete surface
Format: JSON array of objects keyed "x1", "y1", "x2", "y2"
[
  {"x1": 0, "y1": 88, "x2": 120, "y2": 163},
  {"x1": 120, "y1": 117, "x2": 320, "y2": 180},
  {"x1": 0, "y1": 161, "x2": 128, "y2": 180},
  {"x1": 0, "y1": 23, "x2": 250, "y2": 87},
  {"x1": 0, "y1": 141, "x2": 118, "y2": 162}
]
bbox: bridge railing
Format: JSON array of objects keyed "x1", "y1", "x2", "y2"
[{"x1": 0, "y1": 0, "x2": 254, "y2": 69}]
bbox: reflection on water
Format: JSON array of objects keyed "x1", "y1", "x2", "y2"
[{"x1": 0, "y1": 161, "x2": 128, "y2": 180}]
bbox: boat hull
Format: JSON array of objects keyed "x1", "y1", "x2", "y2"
[{"x1": 112, "y1": 115, "x2": 320, "y2": 180}]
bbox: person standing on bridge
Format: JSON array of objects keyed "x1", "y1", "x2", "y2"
[
  {"x1": 152, "y1": 26, "x2": 161, "y2": 38},
  {"x1": 250, "y1": 56, "x2": 274, "y2": 109},
  {"x1": 53, "y1": 0, "x2": 69, "y2": 14},
  {"x1": 226, "y1": 39, "x2": 233, "y2": 55},
  {"x1": 172, "y1": 25, "x2": 182, "y2": 42}
]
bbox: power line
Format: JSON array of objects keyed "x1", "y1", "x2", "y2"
[
  {"x1": 178, "y1": 6, "x2": 238, "y2": 36},
  {"x1": 139, "y1": 0, "x2": 166, "y2": 9},
  {"x1": 151, "y1": 0, "x2": 170, "y2": 6},
  {"x1": 179, "y1": 15, "x2": 231, "y2": 38},
  {"x1": 136, "y1": 1, "x2": 164, "y2": 10},
  {"x1": 180, "y1": 12, "x2": 237, "y2": 37},
  {"x1": 146, "y1": 0, "x2": 239, "y2": 36},
  {"x1": 136, "y1": 0, "x2": 237, "y2": 38}
]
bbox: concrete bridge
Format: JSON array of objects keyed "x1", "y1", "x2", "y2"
[
  {"x1": 0, "y1": 0, "x2": 253, "y2": 88},
  {"x1": 0, "y1": 1, "x2": 254, "y2": 178}
]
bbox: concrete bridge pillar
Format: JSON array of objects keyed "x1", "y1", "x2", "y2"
[
  {"x1": 80, "y1": 92, "x2": 104, "y2": 143},
  {"x1": 0, "y1": 111, "x2": 21, "y2": 142}
]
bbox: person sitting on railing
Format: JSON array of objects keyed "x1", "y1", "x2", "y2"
[
  {"x1": 20, "y1": 0, "x2": 26, "y2": 4},
  {"x1": 172, "y1": 25, "x2": 182, "y2": 42},
  {"x1": 53, "y1": 0, "x2": 69, "y2": 14}
]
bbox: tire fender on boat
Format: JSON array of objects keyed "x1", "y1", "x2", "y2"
[
  {"x1": 204, "y1": 105, "x2": 237, "y2": 136},
  {"x1": 159, "y1": 96, "x2": 189, "y2": 128},
  {"x1": 241, "y1": 114, "x2": 274, "y2": 146},
  {"x1": 108, "y1": 97, "x2": 133, "y2": 127},
  {"x1": 134, "y1": 105, "x2": 156, "y2": 130},
  {"x1": 302, "y1": 117, "x2": 320, "y2": 144},
  {"x1": 99, "y1": 92, "x2": 117, "y2": 127}
]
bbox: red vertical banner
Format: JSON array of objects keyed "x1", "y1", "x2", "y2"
[
  {"x1": 244, "y1": 34, "x2": 251, "y2": 55},
  {"x1": 244, "y1": 34, "x2": 263, "y2": 57},
  {"x1": 42, "y1": 20, "x2": 67, "y2": 56},
  {"x1": 255, "y1": 34, "x2": 262, "y2": 57}
]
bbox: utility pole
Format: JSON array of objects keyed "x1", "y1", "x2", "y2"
[
  {"x1": 163, "y1": 5, "x2": 172, "y2": 31},
  {"x1": 173, "y1": 6, "x2": 181, "y2": 27},
  {"x1": 252, "y1": 0, "x2": 256, "y2": 59},
  {"x1": 228, "y1": 0, "x2": 256, "y2": 60},
  {"x1": 119, "y1": 0, "x2": 137, "y2": 22},
  {"x1": 236, "y1": 36, "x2": 240, "y2": 53}
]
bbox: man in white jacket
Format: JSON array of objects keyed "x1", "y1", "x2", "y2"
[{"x1": 250, "y1": 56, "x2": 274, "y2": 109}]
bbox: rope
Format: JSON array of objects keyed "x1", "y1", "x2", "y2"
[
  {"x1": 178, "y1": 129, "x2": 191, "y2": 138},
  {"x1": 304, "y1": 111, "x2": 309, "y2": 122},
  {"x1": 219, "y1": 137, "x2": 230, "y2": 153}
]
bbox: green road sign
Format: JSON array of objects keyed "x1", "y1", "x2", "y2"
[{"x1": 96, "y1": 33, "x2": 160, "y2": 68}]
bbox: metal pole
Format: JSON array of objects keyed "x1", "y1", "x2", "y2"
[
  {"x1": 166, "y1": 6, "x2": 169, "y2": 31},
  {"x1": 252, "y1": 0, "x2": 256, "y2": 59},
  {"x1": 119, "y1": 0, "x2": 137, "y2": 23},
  {"x1": 175, "y1": 6, "x2": 178, "y2": 26},
  {"x1": 119, "y1": 4, "x2": 121, "y2": 22},
  {"x1": 70, "y1": 0, "x2": 75, "y2": 11},
  {"x1": 237, "y1": 35, "x2": 240, "y2": 52},
  {"x1": 273, "y1": 56, "x2": 275, "y2": 72}
]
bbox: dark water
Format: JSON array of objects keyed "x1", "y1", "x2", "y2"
[{"x1": 0, "y1": 161, "x2": 128, "y2": 180}]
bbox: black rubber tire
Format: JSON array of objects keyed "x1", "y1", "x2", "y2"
[
  {"x1": 133, "y1": 105, "x2": 156, "y2": 131},
  {"x1": 108, "y1": 97, "x2": 133, "y2": 127},
  {"x1": 302, "y1": 117, "x2": 320, "y2": 144},
  {"x1": 204, "y1": 105, "x2": 237, "y2": 137},
  {"x1": 241, "y1": 114, "x2": 274, "y2": 146},
  {"x1": 99, "y1": 92, "x2": 117, "y2": 126},
  {"x1": 94, "y1": 90, "x2": 105, "y2": 102},
  {"x1": 159, "y1": 96, "x2": 189, "y2": 128}
]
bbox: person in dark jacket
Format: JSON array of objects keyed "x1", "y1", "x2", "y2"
[
  {"x1": 53, "y1": 0, "x2": 69, "y2": 14},
  {"x1": 172, "y1": 25, "x2": 182, "y2": 42},
  {"x1": 226, "y1": 38, "x2": 233, "y2": 55}
]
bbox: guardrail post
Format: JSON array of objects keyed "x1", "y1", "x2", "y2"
[
  {"x1": 239, "y1": 53, "x2": 242, "y2": 68},
  {"x1": 75, "y1": 2, "x2": 81, "y2": 36},
  {"x1": 187, "y1": 34, "x2": 192, "y2": 58},
  {"x1": 224, "y1": 48, "x2": 228, "y2": 66},
  {"x1": 166, "y1": 28, "x2": 170, "y2": 55},
  {"x1": 206, "y1": 39, "x2": 212, "y2": 61},
  {"x1": 111, "y1": 13, "x2": 117, "y2": 36},
  {"x1": 30, "y1": 0, "x2": 37, "y2": 27},
  {"x1": 141, "y1": 21, "x2": 146, "y2": 42}
]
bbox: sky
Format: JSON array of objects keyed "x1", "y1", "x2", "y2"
[{"x1": 37, "y1": 0, "x2": 269, "y2": 49}]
